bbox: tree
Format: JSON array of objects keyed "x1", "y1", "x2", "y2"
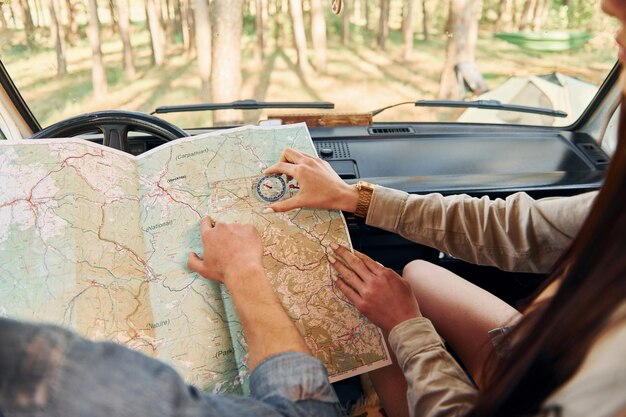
[
  {"x1": 65, "y1": 0, "x2": 79, "y2": 43},
  {"x1": 116, "y1": 0, "x2": 136, "y2": 77},
  {"x1": 0, "y1": 3, "x2": 8, "y2": 29},
  {"x1": 255, "y1": 0, "x2": 268, "y2": 62},
  {"x1": 17, "y1": 0, "x2": 35, "y2": 48},
  {"x1": 438, "y1": 0, "x2": 486, "y2": 99},
  {"x1": 494, "y1": 0, "x2": 511, "y2": 32},
  {"x1": 518, "y1": 0, "x2": 535, "y2": 30},
  {"x1": 179, "y1": 0, "x2": 194, "y2": 54},
  {"x1": 402, "y1": 0, "x2": 414, "y2": 60},
  {"x1": 108, "y1": 0, "x2": 118, "y2": 32},
  {"x1": 163, "y1": 0, "x2": 175, "y2": 44},
  {"x1": 421, "y1": 0, "x2": 429, "y2": 41},
  {"x1": 377, "y1": 0, "x2": 389, "y2": 50},
  {"x1": 33, "y1": 0, "x2": 44, "y2": 26},
  {"x1": 87, "y1": 0, "x2": 108, "y2": 97},
  {"x1": 342, "y1": 0, "x2": 350, "y2": 45},
  {"x1": 310, "y1": 0, "x2": 326, "y2": 71},
  {"x1": 531, "y1": 0, "x2": 546, "y2": 31},
  {"x1": 210, "y1": 0, "x2": 243, "y2": 125},
  {"x1": 48, "y1": 0, "x2": 67, "y2": 75},
  {"x1": 146, "y1": 0, "x2": 166, "y2": 65},
  {"x1": 288, "y1": 0, "x2": 310, "y2": 74},
  {"x1": 195, "y1": 0, "x2": 210, "y2": 100}
]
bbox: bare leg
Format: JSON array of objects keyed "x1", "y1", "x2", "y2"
[
  {"x1": 368, "y1": 334, "x2": 409, "y2": 417},
  {"x1": 402, "y1": 260, "x2": 521, "y2": 387}
]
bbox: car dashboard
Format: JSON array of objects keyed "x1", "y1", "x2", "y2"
[{"x1": 86, "y1": 119, "x2": 609, "y2": 305}]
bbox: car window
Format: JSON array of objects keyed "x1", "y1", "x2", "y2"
[{"x1": 0, "y1": 0, "x2": 619, "y2": 129}]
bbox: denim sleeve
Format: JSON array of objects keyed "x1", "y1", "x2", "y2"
[{"x1": 0, "y1": 318, "x2": 344, "y2": 417}]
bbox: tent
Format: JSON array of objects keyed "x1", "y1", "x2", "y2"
[{"x1": 457, "y1": 72, "x2": 597, "y2": 126}]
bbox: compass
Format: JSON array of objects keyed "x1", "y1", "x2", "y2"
[{"x1": 255, "y1": 174, "x2": 287, "y2": 203}]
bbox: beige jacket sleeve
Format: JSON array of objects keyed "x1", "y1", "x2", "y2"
[
  {"x1": 389, "y1": 317, "x2": 478, "y2": 417},
  {"x1": 365, "y1": 187, "x2": 597, "y2": 273}
]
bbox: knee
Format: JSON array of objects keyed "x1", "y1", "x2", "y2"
[
  {"x1": 402, "y1": 260, "x2": 444, "y2": 301},
  {"x1": 402, "y1": 259, "x2": 437, "y2": 282}
]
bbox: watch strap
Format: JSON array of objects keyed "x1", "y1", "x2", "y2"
[{"x1": 355, "y1": 181, "x2": 375, "y2": 218}]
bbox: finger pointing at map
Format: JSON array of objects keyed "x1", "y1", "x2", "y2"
[
  {"x1": 264, "y1": 148, "x2": 359, "y2": 213},
  {"x1": 187, "y1": 218, "x2": 264, "y2": 285}
]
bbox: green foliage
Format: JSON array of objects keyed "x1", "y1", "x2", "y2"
[{"x1": 243, "y1": 13, "x2": 256, "y2": 37}]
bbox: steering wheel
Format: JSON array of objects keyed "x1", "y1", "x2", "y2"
[{"x1": 31, "y1": 110, "x2": 188, "y2": 153}]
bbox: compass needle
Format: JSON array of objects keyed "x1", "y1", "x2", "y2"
[{"x1": 256, "y1": 174, "x2": 287, "y2": 203}]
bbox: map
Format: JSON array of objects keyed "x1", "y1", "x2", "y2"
[{"x1": 0, "y1": 123, "x2": 390, "y2": 394}]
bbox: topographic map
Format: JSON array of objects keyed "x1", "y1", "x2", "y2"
[{"x1": 0, "y1": 123, "x2": 390, "y2": 394}]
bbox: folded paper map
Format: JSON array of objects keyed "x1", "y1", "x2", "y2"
[{"x1": 0, "y1": 123, "x2": 390, "y2": 394}]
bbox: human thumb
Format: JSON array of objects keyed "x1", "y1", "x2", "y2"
[{"x1": 187, "y1": 252, "x2": 210, "y2": 278}]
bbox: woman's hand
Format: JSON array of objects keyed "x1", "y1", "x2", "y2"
[
  {"x1": 187, "y1": 217, "x2": 264, "y2": 285},
  {"x1": 330, "y1": 244, "x2": 421, "y2": 333},
  {"x1": 263, "y1": 148, "x2": 359, "y2": 213}
]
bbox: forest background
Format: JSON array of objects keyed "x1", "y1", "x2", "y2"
[{"x1": 0, "y1": 0, "x2": 619, "y2": 128}]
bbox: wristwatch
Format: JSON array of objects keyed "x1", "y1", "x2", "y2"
[{"x1": 355, "y1": 181, "x2": 375, "y2": 218}]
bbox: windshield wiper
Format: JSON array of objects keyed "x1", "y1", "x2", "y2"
[
  {"x1": 151, "y1": 99, "x2": 335, "y2": 115},
  {"x1": 371, "y1": 99, "x2": 567, "y2": 118}
]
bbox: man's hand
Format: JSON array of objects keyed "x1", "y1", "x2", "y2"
[
  {"x1": 330, "y1": 244, "x2": 421, "y2": 333},
  {"x1": 187, "y1": 216, "x2": 310, "y2": 370},
  {"x1": 187, "y1": 217, "x2": 263, "y2": 285},
  {"x1": 264, "y1": 148, "x2": 359, "y2": 213}
]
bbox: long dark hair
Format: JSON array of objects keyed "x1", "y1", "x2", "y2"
[{"x1": 469, "y1": 103, "x2": 626, "y2": 417}]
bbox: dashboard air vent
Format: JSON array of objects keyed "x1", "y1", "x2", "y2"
[
  {"x1": 315, "y1": 141, "x2": 351, "y2": 159},
  {"x1": 577, "y1": 142, "x2": 609, "y2": 165},
  {"x1": 368, "y1": 126, "x2": 415, "y2": 135}
]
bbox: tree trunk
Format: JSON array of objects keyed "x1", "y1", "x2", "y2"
[
  {"x1": 173, "y1": 0, "x2": 182, "y2": 35},
  {"x1": 342, "y1": 0, "x2": 350, "y2": 45},
  {"x1": 376, "y1": 0, "x2": 389, "y2": 50},
  {"x1": 195, "y1": 0, "x2": 210, "y2": 100},
  {"x1": 163, "y1": 0, "x2": 175, "y2": 44},
  {"x1": 116, "y1": 0, "x2": 136, "y2": 77},
  {"x1": 354, "y1": 0, "x2": 362, "y2": 23},
  {"x1": 18, "y1": 0, "x2": 35, "y2": 48},
  {"x1": 8, "y1": 2, "x2": 18, "y2": 27},
  {"x1": 288, "y1": 0, "x2": 310, "y2": 74},
  {"x1": 421, "y1": 0, "x2": 428, "y2": 41},
  {"x1": 65, "y1": 0, "x2": 79, "y2": 43},
  {"x1": 438, "y1": 0, "x2": 486, "y2": 99},
  {"x1": 46, "y1": 0, "x2": 59, "y2": 46},
  {"x1": 531, "y1": 0, "x2": 545, "y2": 31},
  {"x1": 48, "y1": 0, "x2": 67, "y2": 75},
  {"x1": 180, "y1": 0, "x2": 192, "y2": 52},
  {"x1": 87, "y1": 0, "x2": 108, "y2": 97},
  {"x1": 510, "y1": 0, "x2": 517, "y2": 27},
  {"x1": 146, "y1": 0, "x2": 166, "y2": 65},
  {"x1": 494, "y1": 0, "x2": 509, "y2": 32},
  {"x1": 0, "y1": 4, "x2": 8, "y2": 28},
  {"x1": 310, "y1": 0, "x2": 326, "y2": 71},
  {"x1": 33, "y1": 0, "x2": 44, "y2": 26},
  {"x1": 402, "y1": 0, "x2": 414, "y2": 60},
  {"x1": 280, "y1": 0, "x2": 291, "y2": 47},
  {"x1": 365, "y1": 0, "x2": 371, "y2": 30},
  {"x1": 210, "y1": 0, "x2": 243, "y2": 125},
  {"x1": 108, "y1": 0, "x2": 118, "y2": 32},
  {"x1": 518, "y1": 0, "x2": 535, "y2": 31},
  {"x1": 255, "y1": 0, "x2": 268, "y2": 62}
]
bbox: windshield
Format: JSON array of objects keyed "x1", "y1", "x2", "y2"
[{"x1": 0, "y1": 0, "x2": 619, "y2": 128}]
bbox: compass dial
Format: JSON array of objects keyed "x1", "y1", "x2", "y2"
[{"x1": 256, "y1": 174, "x2": 287, "y2": 203}]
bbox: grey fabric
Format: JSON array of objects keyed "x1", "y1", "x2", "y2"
[{"x1": 0, "y1": 318, "x2": 344, "y2": 417}]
